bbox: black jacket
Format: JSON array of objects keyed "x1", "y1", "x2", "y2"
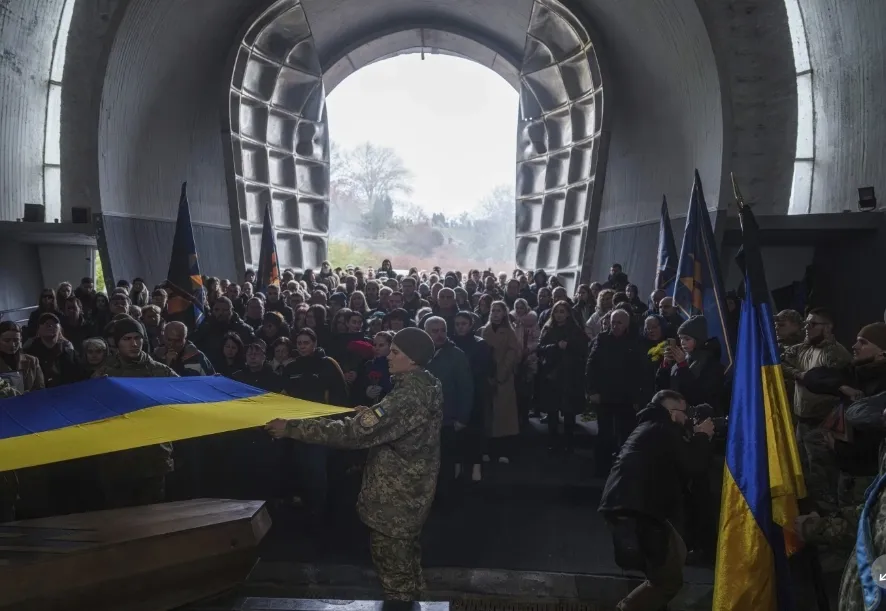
[
  {"x1": 191, "y1": 313, "x2": 256, "y2": 370},
  {"x1": 282, "y1": 348, "x2": 350, "y2": 407},
  {"x1": 266, "y1": 299, "x2": 294, "y2": 324},
  {"x1": 232, "y1": 363, "x2": 282, "y2": 393},
  {"x1": 586, "y1": 331, "x2": 646, "y2": 405},
  {"x1": 655, "y1": 338, "x2": 726, "y2": 414},
  {"x1": 804, "y1": 359, "x2": 886, "y2": 476},
  {"x1": 599, "y1": 405, "x2": 710, "y2": 527},
  {"x1": 24, "y1": 338, "x2": 81, "y2": 388}
]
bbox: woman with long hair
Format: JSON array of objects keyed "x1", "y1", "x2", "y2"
[{"x1": 481, "y1": 301, "x2": 521, "y2": 463}]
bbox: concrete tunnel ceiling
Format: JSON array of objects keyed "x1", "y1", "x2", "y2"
[{"x1": 92, "y1": 0, "x2": 725, "y2": 287}]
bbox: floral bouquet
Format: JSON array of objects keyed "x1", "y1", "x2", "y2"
[{"x1": 647, "y1": 341, "x2": 668, "y2": 363}]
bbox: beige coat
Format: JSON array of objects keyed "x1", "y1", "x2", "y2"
[{"x1": 481, "y1": 322, "x2": 520, "y2": 438}]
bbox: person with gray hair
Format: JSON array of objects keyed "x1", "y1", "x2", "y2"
[
  {"x1": 424, "y1": 316, "x2": 474, "y2": 499},
  {"x1": 154, "y1": 321, "x2": 215, "y2": 377}
]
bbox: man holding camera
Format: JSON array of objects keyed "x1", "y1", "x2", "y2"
[{"x1": 598, "y1": 389, "x2": 715, "y2": 611}]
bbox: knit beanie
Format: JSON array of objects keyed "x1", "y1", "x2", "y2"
[
  {"x1": 859, "y1": 323, "x2": 886, "y2": 352},
  {"x1": 393, "y1": 327, "x2": 436, "y2": 367},
  {"x1": 678, "y1": 315, "x2": 708, "y2": 343},
  {"x1": 113, "y1": 316, "x2": 145, "y2": 345}
]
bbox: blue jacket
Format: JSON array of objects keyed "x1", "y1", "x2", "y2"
[{"x1": 426, "y1": 341, "x2": 474, "y2": 426}]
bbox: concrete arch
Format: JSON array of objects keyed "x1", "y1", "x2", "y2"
[{"x1": 59, "y1": 0, "x2": 750, "y2": 290}]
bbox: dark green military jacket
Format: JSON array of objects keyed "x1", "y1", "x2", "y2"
[
  {"x1": 93, "y1": 352, "x2": 178, "y2": 479},
  {"x1": 286, "y1": 368, "x2": 443, "y2": 538},
  {"x1": 0, "y1": 379, "x2": 21, "y2": 510}
]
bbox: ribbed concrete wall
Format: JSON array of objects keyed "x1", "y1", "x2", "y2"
[
  {"x1": 0, "y1": 0, "x2": 67, "y2": 222},
  {"x1": 97, "y1": 0, "x2": 265, "y2": 227},
  {"x1": 803, "y1": 0, "x2": 886, "y2": 213},
  {"x1": 581, "y1": 0, "x2": 723, "y2": 231},
  {"x1": 698, "y1": 0, "x2": 797, "y2": 216}
]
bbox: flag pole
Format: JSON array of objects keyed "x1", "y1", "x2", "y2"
[{"x1": 731, "y1": 171, "x2": 829, "y2": 611}]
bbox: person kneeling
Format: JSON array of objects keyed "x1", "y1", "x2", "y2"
[{"x1": 598, "y1": 390, "x2": 714, "y2": 611}]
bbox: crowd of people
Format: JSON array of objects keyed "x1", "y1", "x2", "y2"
[{"x1": 1, "y1": 258, "x2": 885, "y2": 608}]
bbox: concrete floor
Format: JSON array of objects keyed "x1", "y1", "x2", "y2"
[{"x1": 231, "y1": 422, "x2": 716, "y2": 610}]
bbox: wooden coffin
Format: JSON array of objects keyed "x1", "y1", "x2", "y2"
[{"x1": 0, "y1": 498, "x2": 271, "y2": 611}]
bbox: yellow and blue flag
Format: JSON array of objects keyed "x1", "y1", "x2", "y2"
[
  {"x1": 256, "y1": 203, "x2": 280, "y2": 293},
  {"x1": 0, "y1": 376, "x2": 348, "y2": 472},
  {"x1": 656, "y1": 194, "x2": 678, "y2": 294},
  {"x1": 713, "y1": 201, "x2": 806, "y2": 610},
  {"x1": 166, "y1": 182, "x2": 206, "y2": 329},
  {"x1": 674, "y1": 170, "x2": 734, "y2": 372}
]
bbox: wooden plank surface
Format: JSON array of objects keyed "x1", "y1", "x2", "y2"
[
  {"x1": 0, "y1": 499, "x2": 271, "y2": 610},
  {"x1": 0, "y1": 499, "x2": 265, "y2": 565}
]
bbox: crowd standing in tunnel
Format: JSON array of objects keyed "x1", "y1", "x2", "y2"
[{"x1": 3, "y1": 260, "x2": 886, "y2": 608}]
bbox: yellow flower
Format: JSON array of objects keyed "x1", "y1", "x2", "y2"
[{"x1": 647, "y1": 341, "x2": 668, "y2": 363}]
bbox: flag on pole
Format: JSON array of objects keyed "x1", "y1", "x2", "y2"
[
  {"x1": 673, "y1": 170, "x2": 734, "y2": 372},
  {"x1": 165, "y1": 182, "x2": 205, "y2": 328},
  {"x1": 712, "y1": 194, "x2": 806, "y2": 611},
  {"x1": 256, "y1": 203, "x2": 280, "y2": 293},
  {"x1": 655, "y1": 194, "x2": 679, "y2": 294}
]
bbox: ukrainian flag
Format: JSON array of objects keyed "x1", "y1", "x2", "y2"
[
  {"x1": 165, "y1": 182, "x2": 206, "y2": 329},
  {"x1": 712, "y1": 201, "x2": 806, "y2": 610},
  {"x1": 256, "y1": 202, "x2": 280, "y2": 294},
  {"x1": 674, "y1": 171, "x2": 734, "y2": 373},
  {"x1": 0, "y1": 376, "x2": 348, "y2": 472},
  {"x1": 656, "y1": 194, "x2": 678, "y2": 294}
]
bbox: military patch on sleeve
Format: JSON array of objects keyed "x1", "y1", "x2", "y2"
[
  {"x1": 373, "y1": 406, "x2": 386, "y2": 419},
  {"x1": 359, "y1": 409, "x2": 380, "y2": 428}
]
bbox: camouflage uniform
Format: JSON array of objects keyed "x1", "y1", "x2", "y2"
[
  {"x1": 0, "y1": 379, "x2": 21, "y2": 522},
  {"x1": 783, "y1": 339, "x2": 853, "y2": 514},
  {"x1": 93, "y1": 352, "x2": 178, "y2": 508},
  {"x1": 835, "y1": 392, "x2": 886, "y2": 610},
  {"x1": 284, "y1": 369, "x2": 443, "y2": 601},
  {"x1": 777, "y1": 330, "x2": 805, "y2": 407}
]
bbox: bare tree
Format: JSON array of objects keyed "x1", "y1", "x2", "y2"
[{"x1": 337, "y1": 142, "x2": 413, "y2": 205}]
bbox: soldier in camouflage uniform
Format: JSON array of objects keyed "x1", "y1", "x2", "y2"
[
  {"x1": 0, "y1": 378, "x2": 21, "y2": 521},
  {"x1": 798, "y1": 324, "x2": 886, "y2": 545},
  {"x1": 267, "y1": 327, "x2": 442, "y2": 601},
  {"x1": 834, "y1": 391, "x2": 886, "y2": 610},
  {"x1": 782, "y1": 308, "x2": 853, "y2": 514},
  {"x1": 775, "y1": 309, "x2": 806, "y2": 404},
  {"x1": 93, "y1": 316, "x2": 178, "y2": 508}
]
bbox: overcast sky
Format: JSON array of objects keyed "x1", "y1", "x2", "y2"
[{"x1": 326, "y1": 54, "x2": 518, "y2": 216}]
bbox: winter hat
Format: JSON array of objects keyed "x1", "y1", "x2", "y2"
[
  {"x1": 38, "y1": 312, "x2": 60, "y2": 326},
  {"x1": 859, "y1": 323, "x2": 886, "y2": 352},
  {"x1": 329, "y1": 292, "x2": 348, "y2": 306},
  {"x1": 678, "y1": 315, "x2": 708, "y2": 343},
  {"x1": 393, "y1": 327, "x2": 435, "y2": 367},
  {"x1": 246, "y1": 338, "x2": 267, "y2": 353},
  {"x1": 113, "y1": 316, "x2": 145, "y2": 345},
  {"x1": 775, "y1": 309, "x2": 803, "y2": 326}
]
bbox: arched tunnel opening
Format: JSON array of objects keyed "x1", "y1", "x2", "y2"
[
  {"x1": 323, "y1": 53, "x2": 519, "y2": 273},
  {"x1": 224, "y1": 0, "x2": 606, "y2": 293},
  {"x1": 86, "y1": 0, "x2": 730, "y2": 298}
]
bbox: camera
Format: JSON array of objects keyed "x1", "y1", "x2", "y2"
[{"x1": 689, "y1": 403, "x2": 728, "y2": 438}]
